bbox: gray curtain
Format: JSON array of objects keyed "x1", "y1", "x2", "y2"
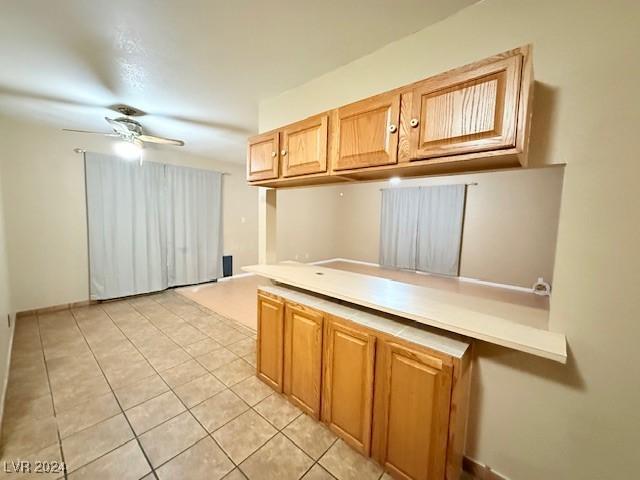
[
  {"x1": 379, "y1": 188, "x2": 420, "y2": 269},
  {"x1": 85, "y1": 153, "x2": 222, "y2": 300},
  {"x1": 166, "y1": 165, "x2": 222, "y2": 287},
  {"x1": 416, "y1": 185, "x2": 465, "y2": 276},
  {"x1": 379, "y1": 184, "x2": 465, "y2": 276}
]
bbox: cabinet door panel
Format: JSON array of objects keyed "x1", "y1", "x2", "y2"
[
  {"x1": 322, "y1": 317, "x2": 376, "y2": 455},
  {"x1": 257, "y1": 294, "x2": 284, "y2": 391},
  {"x1": 376, "y1": 342, "x2": 452, "y2": 480},
  {"x1": 284, "y1": 303, "x2": 323, "y2": 417},
  {"x1": 334, "y1": 94, "x2": 400, "y2": 171},
  {"x1": 282, "y1": 115, "x2": 328, "y2": 177},
  {"x1": 408, "y1": 54, "x2": 522, "y2": 160},
  {"x1": 247, "y1": 132, "x2": 279, "y2": 181}
]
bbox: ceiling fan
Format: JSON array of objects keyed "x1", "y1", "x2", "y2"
[{"x1": 63, "y1": 105, "x2": 185, "y2": 158}]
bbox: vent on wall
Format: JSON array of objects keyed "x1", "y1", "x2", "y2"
[{"x1": 222, "y1": 256, "x2": 233, "y2": 278}]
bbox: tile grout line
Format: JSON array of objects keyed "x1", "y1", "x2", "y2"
[
  {"x1": 34, "y1": 313, "x2": 68, "y2": 480},
  {"x1": 141, "y1": 295, "x2": 252, "y2": 474},
  {"x1": 120, "y1": 297, "x2": 243, "y2": 475},
  {"x1": 35, "y1": 292, "x2": 354, "y2": 480},
  {"x1": 69, "y1": 308, "x2": 159, "y2": 480},
  {"x1": 154, "y1": 293, "x2": 342, "y2": 479},
  {"x1": 154, "y1": 296, "x2": 340, "y2": 479}
]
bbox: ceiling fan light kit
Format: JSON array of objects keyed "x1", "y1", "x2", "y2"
[
  {"x1": 62, "y1": 104, "x2": 185, "y2": 159},
  {"x1": 113, "y1": 138, "x2": 143, "y2": 161}
]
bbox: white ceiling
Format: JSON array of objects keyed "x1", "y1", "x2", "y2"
[{"x1": 0, "y1": 0, "x2": 476, "y2": 163}]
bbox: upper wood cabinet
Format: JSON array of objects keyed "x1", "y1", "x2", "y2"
[
  {"x1": 373, "y1": 341, "x2": 453, "y2": 480},
  {"x1": 256, "y1": 294, "x2": 284, "y2": 392},
  {"x1": 283, "y1": 302, "x2": 324, "y2": 418},
  {"x1": 322, "y1": 315, "x2": 376, "y2": 455},
  {"x1": 333, "y1": 93, "x2": 401, "y2": 171},
  {"x1": 281, "y1": 114, "x2": 329, "y2": 177},
  {"x1": 247, "y1": 45, "x2": 532, "y2": 187},
  {"x1": 247, "y1": 132, "x2": 279, "y2": 181},
  {"x1": 403, "y1": 51, "x2": 523, "y2": 161}
]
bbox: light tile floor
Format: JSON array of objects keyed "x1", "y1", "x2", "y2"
[{"x1": 1, "y1": 290, "x2": 390, "y2": 480}]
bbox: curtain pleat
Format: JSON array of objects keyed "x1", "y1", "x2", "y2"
[
  {"x1": 379, "y1": 184, "x2": 465, "y2": 276},
  {"x1": 165, "y1": 164, "x2": 222, "y2": 287},
  {"x1": 85, "y1": 153, "x2": 222, "y2": 300}
]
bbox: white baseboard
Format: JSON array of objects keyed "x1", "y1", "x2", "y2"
[
  {"x1": 224, "y1": 258, "x2": 536, "y2": 295},
  {"x1": 314, "y1": 258, "x2": 535, "y2": 294},
  {"x1": 311, "y1": 258, "x2": 380, "y2": 267},
  {"x1": 217, "y1": 272, "x2": 255, "y2": 282},
  {"x1": 0, "y1": 314, "x2": 15, "y2": 439}
]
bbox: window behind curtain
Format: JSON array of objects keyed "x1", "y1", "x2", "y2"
[
  {"x1": 85, "y1": 153, "x2": 222, "y2": 300},
  {"x1": 379, "y1": 184, "x2": 466, "y2": 276}
]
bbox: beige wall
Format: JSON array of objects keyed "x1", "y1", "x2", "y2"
[
  {"x1": 332, "y1": 166, "x2": 563, "y2": 288},
  {"x1": 260, "y1": 0, "x2": 640, "y2": 478},
  {"x1": 0, "y1": 153, "x2": 15, "y2": 420},
  {"x1": 0, "y1": 117, "x2": 257, "y2": 312},
  {"x1": 276, "y1": 166, "x2": 564, "y2": 289},
  {"x1": 276, "y1": 185, "x2": 342, "y2": 263}
]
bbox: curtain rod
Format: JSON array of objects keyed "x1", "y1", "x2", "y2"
[
  {"x1": 73, "y1": 148, "x2": 231, "y2": 175},
  {"x1": 379, "y1": 182, "x2": 478, "y2": 191}
]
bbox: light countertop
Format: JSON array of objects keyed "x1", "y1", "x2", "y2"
[{"x1": 244, "y1": 263, "x2": 567, "y2": 363}]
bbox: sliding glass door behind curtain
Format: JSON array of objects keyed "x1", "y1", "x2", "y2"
[{"x1": 85, "y1": 152, "x2": 222, "y2": 300}]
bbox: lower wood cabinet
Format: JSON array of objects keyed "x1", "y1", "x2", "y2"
[
  {"x1": 256, "y1": 294, "x2": 284, "y2": 391},
  {"x1": 372, "y1": 340, "x2": 453, "y2": 480},
  {"x1": 322, "y1": 315, "x2": 376, "y2": 455},
  {"x1": 283, "y1": 302, "x2": 323, "y2": 418},
  {"x1": 256, "y1": 289, "x2": 471, "y2": 480}
]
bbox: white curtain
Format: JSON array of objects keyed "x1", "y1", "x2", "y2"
[
  {"x1": 379, "y1": 184, "x2": 466, "y2": 276},
  {"x1": 379, "y1": 188, "x2": 420, "y2": 269},
  {"x1": 166, "y1": 165, "x2": 222, "y2": 287},
  {"x1": 85, "y1": 153, "x2": 222, "y2": 300},
  {"x1": 416, "y1": 185, "x2": 465, "y2": 276}
]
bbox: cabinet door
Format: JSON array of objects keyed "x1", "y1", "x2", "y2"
[
  {"x1": 247, "y1": 132, "x2": 279, "y2": 181},
  {"x1": 281, "y1": 115, "x2": 329, "y2": 178},
  {"x1": 333, "y1": 93, "x2": 401, "y2": 171},
  {"x1": 407, "y1": 53, "x2": 523, "y2": 160},
  {"x1": 374, "y1": 341, "x2": 453, "y2": 480},
  {"x1": 257, "y1": 294, "x2": 284, "y2": 391},
  {"x1": 283, "y1": 303, "x2": 323, "y2": 417},
  {"x1": 322, "y1": 316, "x2": 376, "y2": 455}
]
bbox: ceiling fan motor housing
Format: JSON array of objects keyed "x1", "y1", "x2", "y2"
[{"x1": 115, "y1": 118, "x2": 144, "y2": 136}]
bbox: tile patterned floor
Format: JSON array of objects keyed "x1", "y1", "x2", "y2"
[{"x1": 0, "y1": 290, "x2": 392, "y2": 480}]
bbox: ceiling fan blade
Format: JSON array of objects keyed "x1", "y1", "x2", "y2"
[
  {"x1": 138, "y1": 134, "x2": 185, "y2": 146},
  {"x1": 104, "y1": 117, "x2": 131, "y2": 135},
  {"x1": 63, "y1": 128, "x2": 119, "y2": 137}
]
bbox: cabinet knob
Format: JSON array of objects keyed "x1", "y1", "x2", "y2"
[
  {"x1": 410, "y1": 118, "x2": 419, "y2": 128},
  {"x1": 388, "y1": 124, "x2": 398, "y2": 133},
  {"x1": 271, "y1": 151, "x2": 277, "y2": 158},
  {"x1": 281, "y1": 149, "x2": 288, "y2": 156}
]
